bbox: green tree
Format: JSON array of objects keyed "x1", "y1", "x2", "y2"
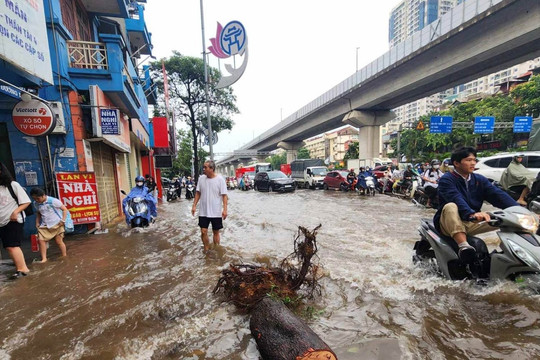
[
  {"x1": 343, "y1": 141, "x2": 359, "y2": 161},
  {"x1": 163, "y1": 129, "x2": 208, "y2": 178},
  {"x1": 151, "y1": 52, "x2": 238, "y2": 180},
  {"x1": 266, "y1": 152, "x2": 287, "y2": 171},
  {"x1": 296, "y1": 147, "x2": 311, "y2": 159},
  {"x1": 511, "y1": 74, "x2": 540, "y2": 118}
]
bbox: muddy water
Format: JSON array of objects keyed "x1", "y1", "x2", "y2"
[{"x1": 0, "y1": 189, "x2": 539, "y2": 359}]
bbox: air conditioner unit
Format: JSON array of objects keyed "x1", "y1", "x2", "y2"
[{"x1": 49, "y1": 101, "x2": 67, "y2": 134}]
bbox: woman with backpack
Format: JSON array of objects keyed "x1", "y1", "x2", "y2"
[
  {"x1": 30, "y1": 188, "x2": 68, "y2": 263},
  {"x1": 0, "y1": 161, "x2": 31, "y2": 278}
]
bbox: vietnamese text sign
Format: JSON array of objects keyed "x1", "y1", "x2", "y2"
[
  {"x1": 0, "y1": 84, "x2": 21, "y2": 99},
  {"x1": 474, "y1": 116, "x2": 495, "y2": 134},
  {"x1": 12, "y1": 99, "x2": 55, "y2": 136},
  {"x1": 0, "y1": 0, "x2": 53, "y2": 83},
  {"x1": 100, "y1": 109, "x2": 119, "y2": 135},
  {"x1": 430, "y1": 116, "x2": 453, "y2": 133},
  {"x1": 56, "y1": 172, "x2": 101, "y2": 225},
  {"x1": 513, "y1": 116, "x2": 533, "y2": 133}
]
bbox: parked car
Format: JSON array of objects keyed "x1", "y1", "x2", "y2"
[
  {"x1": 474, "y1": 151, "x2": 540, "y2": 182},
  {"x1": 254, "y1": 171, "x2": 296, "y2": 192},
  {"x1": 323, "y1": 170, "x2": 350, "y2": 190}
]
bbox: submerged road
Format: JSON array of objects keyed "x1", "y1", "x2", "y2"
[{"x1": 0, "y1": 189, "x2": 539, "y2": 359}]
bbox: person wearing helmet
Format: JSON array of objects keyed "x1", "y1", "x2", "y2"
[
  {"x1": 422, "y1": 159, "x2": 444, "y2": 207},
  {"x1": 440, "y1": 159, "x2": 451, "y2": 173},
  {"x1": 122, "y1": 175, "x2": 157, "y2": 224},
  {"x1": 500, "y1": 154, "x2": 535, "y2": 206},
  {"x1": 347, "y1": 168, "x2": 357, "y2": 187}
]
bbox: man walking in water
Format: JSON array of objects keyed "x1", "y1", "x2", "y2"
[{"x1": 191, "y1": 160, "x2": 228, "y2": 251}]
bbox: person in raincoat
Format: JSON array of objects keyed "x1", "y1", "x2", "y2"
[
  {"x1": 122, "y1": 175, "x2": 157, "y2": 224},
  {"x1": 500, "y1": 154, "x2": 536, "y2": 206}
]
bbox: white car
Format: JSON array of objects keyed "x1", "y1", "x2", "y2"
[{"x1": 474, "y1": 151, "x2": 540, "y2": 182}]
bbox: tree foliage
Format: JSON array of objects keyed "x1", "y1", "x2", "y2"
[
  {"x1": 388, "y1": 94, "x2": 522, "y2": 163},
  {"x1": 266, "y1": 152, "x2": 287, "y2": 171},
  {"x1": 151, "y1": 52, "x2": 239, "y2": 180},
  {"x1": 511, "y1": 74, "x2": 540, "y2": 118},
  {"x1": 343, "y1": 141, "x2": 359, "y2": 161},
  {"x1": 162, "y1": 129, "x2": 208, "y2": 179},
  {"x1": 297, "y1": 147, "x2": 311, "y2": 159}
]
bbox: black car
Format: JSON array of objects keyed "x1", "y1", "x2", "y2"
[{"x1": 254, "y1": 171, "x2": 295, "y2": 192}]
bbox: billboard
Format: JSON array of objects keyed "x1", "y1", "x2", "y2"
[
  {"x1": 0, "y1": 0, "x2": 53, "y2": 83},
  {"x1": 56, "y1": 172, "x2": 101, "y2": 224}
]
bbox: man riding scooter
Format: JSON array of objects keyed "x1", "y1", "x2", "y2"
[{"x1": 432, "y1": 147, "x2": 518, "y2": 264}]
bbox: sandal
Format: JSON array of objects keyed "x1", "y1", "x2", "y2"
[{"x1": 11, "y1": 271, "x2": 28, "y2": 279}]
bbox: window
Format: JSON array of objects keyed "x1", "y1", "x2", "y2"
[
  {"x1": 60, "y1": 0, "x2": 91, "y2": 41},
  {"x1": 484, "y1": 159, "x2": 499, "y2": 167},
  {"x1": 526, "y1": 156, "x2": 540, "y2": 168},
  {"x1": 498, "y1": 157, "x2": 512, "y2": 168}
]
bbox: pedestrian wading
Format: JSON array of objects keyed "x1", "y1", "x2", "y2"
[{"x1": 213, "y1": 225, "x2": 336, "y2": 359}]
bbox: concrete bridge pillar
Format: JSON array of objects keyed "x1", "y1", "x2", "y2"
[
  {"x1": 342, "y1": 110, "x2": 395, "y2": 160},
  {"x1": 277, "y1": 141, "x2": 305, "y2": 164}
]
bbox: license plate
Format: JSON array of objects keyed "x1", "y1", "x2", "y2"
[{"x1": 285, "y1": 185, "x2": 291, "y2": 188}]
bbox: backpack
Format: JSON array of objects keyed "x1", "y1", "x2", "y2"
[
  {"x1": 6, "y1": 182, "x2": 34, "y2": 217},
  {"x1": 37, "y1": 197, "x2": 74, "y2": 233}
]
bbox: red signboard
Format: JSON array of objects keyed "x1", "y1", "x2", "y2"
[
  {"x1": 56, "y1": 172, "x2": 101, "y2": 224},
  {"x1": 152, "y1": 117, "x2": 170, "y2": 148},
  {"x1": 12, "y1": 99, "x2": 56, "y2": 136}
]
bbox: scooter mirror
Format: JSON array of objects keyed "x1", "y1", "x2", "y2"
[{"x1": 120, "y1": 190, "x2": 127, "y2": 195}]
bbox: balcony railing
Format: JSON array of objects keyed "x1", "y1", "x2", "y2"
[{"x1": 67, "y1": 40, "x2": 108, "y2": 70}]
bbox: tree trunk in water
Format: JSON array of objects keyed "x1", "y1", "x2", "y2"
[{"x1": 250, "y1": 298, "x2": 337, "y2": 360}]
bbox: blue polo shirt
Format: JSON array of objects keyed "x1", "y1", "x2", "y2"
[{"x1": 434, "y1": 170, "x2": 518, "y2": 231}]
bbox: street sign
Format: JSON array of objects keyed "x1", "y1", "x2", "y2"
[
  {"x1": 12, "y1": 99, "x2": 56, "y2": 136},
  {"x1": 513, "y1": 116, "x2": 533, "y2": 133},
  {"x1": 430, "y1": 116, "x2": 453, "y2": 134},
  {"x1": 416, "y1": 120, "x2": 425, "y2": 131},
  {"x1": 474, "y1": 116, "x2": 495, "y2": 134}
]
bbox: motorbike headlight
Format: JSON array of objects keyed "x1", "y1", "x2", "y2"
[
  {"x1": 138, "y1": 203, "x2": 148, "y2": 213},
  {"x1": 507, "y1": 240, "x2": 540, "y2": 271},
  {"x1": 515, "y1": 213, "x2": 539, "y2": 233},
  {"x1": 127, "y1": 205, "x2": 135, "y2": 216},
  {"x1": 133, "y1": 197, "x2": 144, "y2": 203}
]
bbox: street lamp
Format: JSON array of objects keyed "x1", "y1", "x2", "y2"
[
  {"x1": 356, "y1": 47, "x2": 360, "y2": 73},
  {"x1": 199, "y1": 0, "x2": 214, "y2": 160}
]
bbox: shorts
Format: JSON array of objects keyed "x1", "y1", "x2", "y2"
[
  {"x1": 198, "y1": 216, "x2": 223, "y2": 230},
  {"x1": 0, "y1": 221, "x2": 24, "y2": 248},
  {"x1": 37, "y1": 223, "x2": 65, "y2": 241}
]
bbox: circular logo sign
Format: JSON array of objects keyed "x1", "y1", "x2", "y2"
[
  {"x1": 219, "y1": 21, "x2": 247, "y2": 56},
  {"x1": 12, "y1": 99, "x2": 56, "y2": 136}
]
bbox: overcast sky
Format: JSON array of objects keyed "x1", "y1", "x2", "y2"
[{"x1": 144, "y1": 1, "x2": 397, "y2": 159}]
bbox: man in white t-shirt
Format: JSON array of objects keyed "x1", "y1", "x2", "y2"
[{"x1": 191, "y1": 160, "x2": 228, "y2": 252}]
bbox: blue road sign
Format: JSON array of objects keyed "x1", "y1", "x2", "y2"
[
  {"x1": 474, "y1": 116, "x2": 495, "y2": 134},
  {"x1": 430, "y1": 116, "x2": 453, "y2": 134},
  {"x1": 513, "y1": 116, "x2": 533, "y2": 133}
]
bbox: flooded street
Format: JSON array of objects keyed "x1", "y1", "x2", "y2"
[{"x1": 1, "y1": 189, "x2": 540, "y2": 359}]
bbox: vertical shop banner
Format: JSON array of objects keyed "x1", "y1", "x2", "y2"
[{"x1": 56, "y1": 172, "x2": 101, "y2": 224}]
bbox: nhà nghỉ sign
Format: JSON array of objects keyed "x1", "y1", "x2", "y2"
[{"x1": 56, "y1": 172, "x2": 101, "y2": 224}]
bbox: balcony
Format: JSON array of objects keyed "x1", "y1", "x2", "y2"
[
  {"x1": 66, "y1": 35, "x2": 142, "y2": 119},
  {"x1": 125, "y1": 3, "x2": 153, "y2": 57},
  {"x1": 79, "y1": 0, "x2": 129, "y2": 17}
]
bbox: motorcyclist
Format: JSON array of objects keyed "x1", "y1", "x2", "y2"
[
  {"x1": 401, "y1": 164, "x2": 415, "y2": 189},
  {"x1": 422, "y1": 159, "x2": 444, "y2": 208},
  {"x1": 171, "y1": 176, "x2": 182, "y2": 198},
  {"x1": 435, "y1": 147, "x2": 518, "y2": 264},
  {"x1": 122, "y1": 176, "x2": 157, "y2": 224},
  {"x1": 347, "y1": 168, "x2": 356, "y2": 188},
  {"x1": 356, "y1": 167, "x2": 369, "y2": 193},
  {"x1": 499, "y1": 154, "x2": 535, "y2": 206}
]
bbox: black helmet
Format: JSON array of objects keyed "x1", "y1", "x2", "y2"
[{"x1": 431, "y1": 159, "x2": 441, "y2": 166}]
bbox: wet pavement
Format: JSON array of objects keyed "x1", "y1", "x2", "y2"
[{"x1": 0, "y1": 188, "x2": 539, "y2": 359}]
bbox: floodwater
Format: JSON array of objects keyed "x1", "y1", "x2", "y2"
[{"x1": 1, "y1": 189, "x2": 540, "y2": 359}]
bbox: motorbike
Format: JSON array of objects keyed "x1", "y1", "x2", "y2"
[
  {"x1": 341, "y1": 178, "x2": 357, "y2": 192},
  {"x1": 185, "y1": 183, "x2": 195, "y2": 199},
  {"x1": 122, "y1": 193, "x2": 152, "y2": 228},
  {"x1": 392, "y1": 175, "x2": 418, "y2": 198},
  {"x1": 166, "y1": 185, "x2": 179, "y2": 202},
  {"x1": 494, "y1": 173, "x2": 540, "y2": 213},
  {"x1": 413, "y1": 185, "x2": 439, "y2": 208},
  {"x1": 378, "y1": 177, "x2": 394, "y2": 193},
  {"x1": 413, "y1": 206, "x2": 540, "y2": 291},
  {"x1": 357, "y1": 176, "x2": 376, "y2": 196}
]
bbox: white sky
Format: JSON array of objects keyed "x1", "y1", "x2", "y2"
[{"x1": 144, "y1": 1, "x2": 398, "y2": 159}]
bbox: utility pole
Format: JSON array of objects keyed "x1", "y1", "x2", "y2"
[{"x1": 199, "y1": 0, "x2": 214, "y2": 160}]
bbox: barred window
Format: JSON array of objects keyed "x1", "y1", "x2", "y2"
[{"x1": 60, "y1": 0, "x2": 91, "y2": 41}]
